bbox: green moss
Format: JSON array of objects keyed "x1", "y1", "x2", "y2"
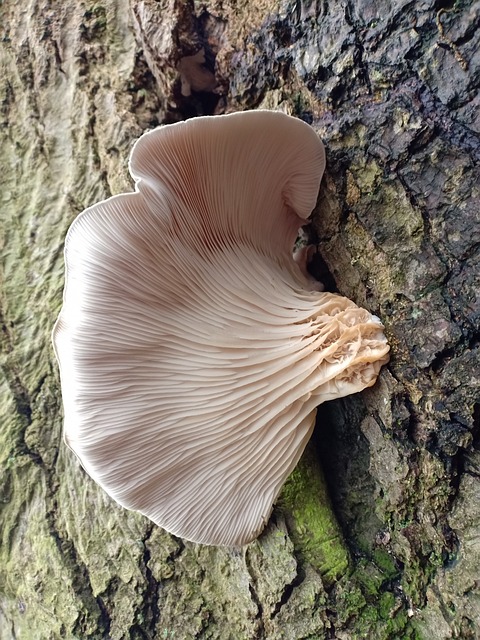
[
  {"x1": 335, "y1": 549, "x2": 417, "y2": 639},
  {"x1": 379, "y1": 591, "x2": 395, "y2": 619},
  {"x1": 278, "y1": 443, "x2": 349, "y2": 585},
  {"x1": 341, "y1": 584, "x2": 367, "y2": 615},
  {"x1": 372, "y1": 548, "x2": 399, "y2": 579},
  {"x1": 350, "y1": 600, "x2": 418, "y2": 640},
  {"x1": 352, "y1": 559, "x2": 387, "y2": 597}
]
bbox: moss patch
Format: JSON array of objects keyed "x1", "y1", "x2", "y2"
[{"x1": 278, "y1": 443, "x2": 349, "y2": 585}]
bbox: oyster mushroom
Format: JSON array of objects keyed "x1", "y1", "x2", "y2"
[{"x1": 53, "y1": 110, "x2": 389, "y2": 546}]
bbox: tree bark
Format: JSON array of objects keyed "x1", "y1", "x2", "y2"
[{"x1": 1, "y1": 0, "x2": 479, "y2": 638}]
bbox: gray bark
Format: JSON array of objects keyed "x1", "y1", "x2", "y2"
[{"x1": 1, "y1": 0, "x2": 479, "y2": 638}]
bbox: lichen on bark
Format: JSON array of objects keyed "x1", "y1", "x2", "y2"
[{"x1": 1, "y1": 0, "x2": 479, "y2": 638}]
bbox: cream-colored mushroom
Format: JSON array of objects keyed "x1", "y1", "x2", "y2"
[{"x1": 53, "y1": 110, "x2": 389, "y2": 546}]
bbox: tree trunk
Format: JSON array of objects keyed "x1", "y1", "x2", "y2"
[{"x1": 1, "y1": 0, "x2": 479, "y2": 638}]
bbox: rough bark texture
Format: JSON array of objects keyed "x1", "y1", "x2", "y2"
[{"x1": 1, "y1": 0, "x2": 479, "y2": 638}]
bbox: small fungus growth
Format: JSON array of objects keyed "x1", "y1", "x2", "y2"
[{"x1": 53, "y1": 111, "x2": 389, "y2": 546}]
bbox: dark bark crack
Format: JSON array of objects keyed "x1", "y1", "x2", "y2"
[
  {"x1": 244, "y1": 548, "x2": 266, "y2": 639},
  {"x1": 141, "y1": 526, "x2": 161, "y2": 638},
  {"x1": 270, "y1": 559, "x2": 305, "y2": 619},
  {"x1": 345, "y1": 0, "x2": 373, "y2": 94},
  {"x1": 411, "y1": 78, "x2": 480, "y2": 161},
  {"x1": 1, "y1": 312, "x2": 33, "y2": 428}
]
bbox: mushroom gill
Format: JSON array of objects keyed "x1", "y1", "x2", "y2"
[{"x1": 53, "y1": 110, "x2": 390, "y2": 546}]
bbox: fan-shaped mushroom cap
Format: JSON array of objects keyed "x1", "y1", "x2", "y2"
[{"x1": 53, "y1": 111, "x2": 389, "y2": 546}]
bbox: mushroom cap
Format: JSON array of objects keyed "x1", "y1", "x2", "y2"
[{"x1": 53, "y1": 111, "x2": 389, "y2": 546}]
